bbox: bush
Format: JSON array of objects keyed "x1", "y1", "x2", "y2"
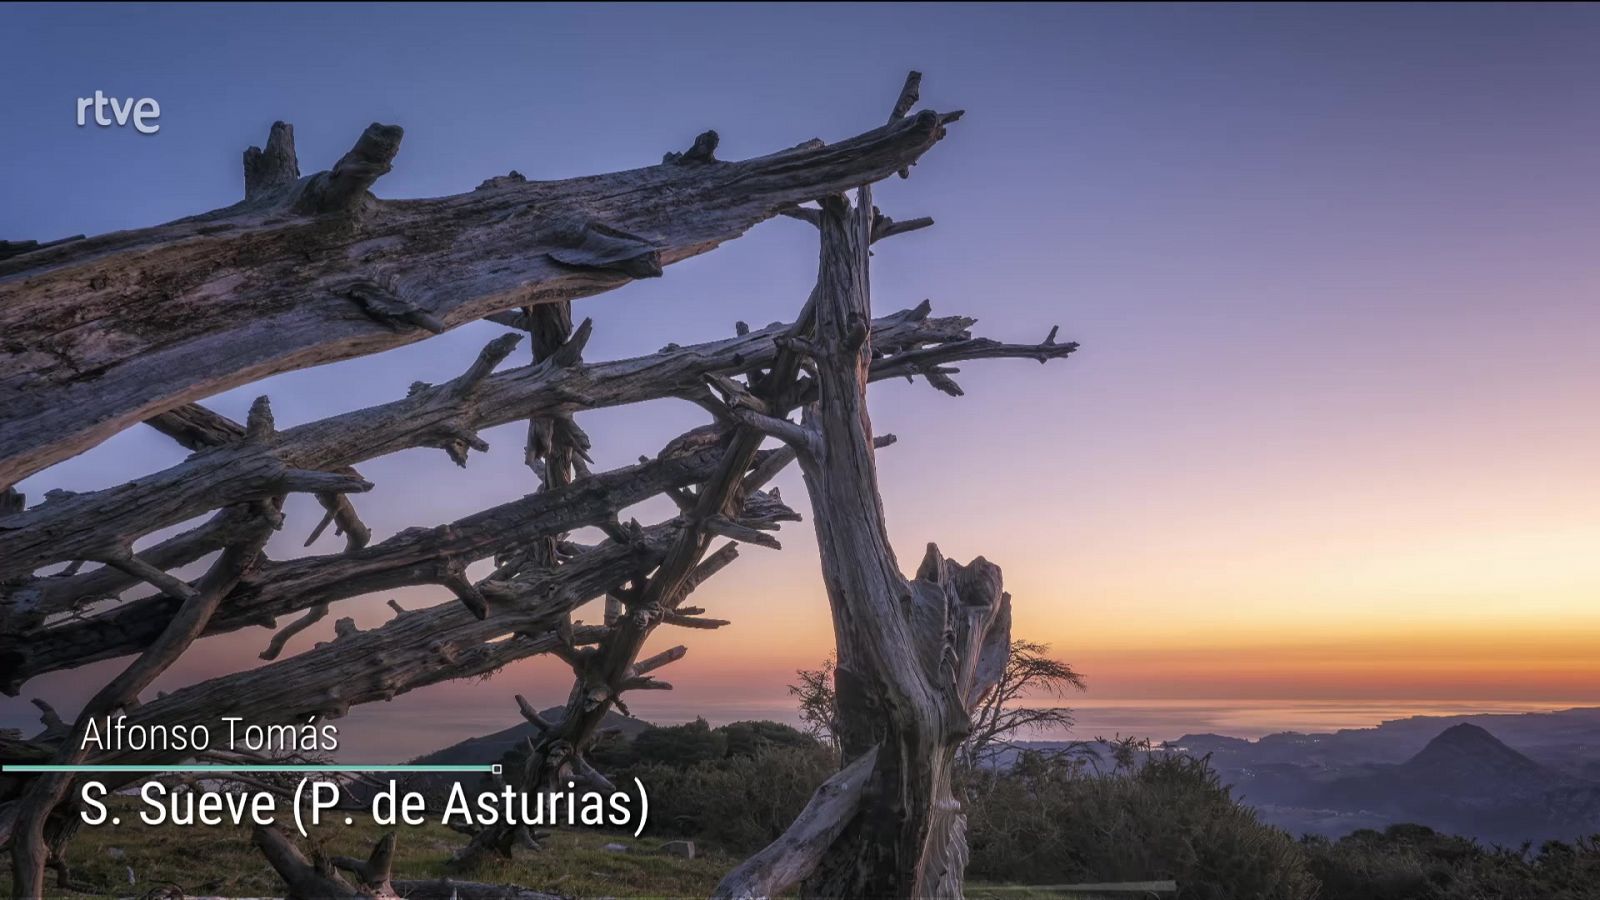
[
  {"x1": 629, "y1": 717, "x2": 727, "y2": 767},
  {"x1": 627, "y1": 744, "x2": 835, "y2": 854},
  {"x1": 719, "y1": 720, "x2": 818, "y2": 758},
  {"x1": 1303, "y1": 825, "x2": 1600, "y2": 900},
  {"x1": 965, "y1": 750, "x2": 1319, "y2": 900},
  {"x1": 610, "y1": 718, "x2": 815, "y2": 770}
]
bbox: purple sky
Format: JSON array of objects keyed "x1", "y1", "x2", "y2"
[{"x1": 5, "y1": 4, "x2": 1600, "y2": 759}]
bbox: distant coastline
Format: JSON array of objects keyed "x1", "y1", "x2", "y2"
[
  {"x1": 287, "y1": 697, "x2": 1600, "y2": 763},
  {"x1": 1058, "y1": 698, "x2": 1595, "y2": 742}
]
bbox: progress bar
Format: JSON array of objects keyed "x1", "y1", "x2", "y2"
[{"x1": 1, "y1": 764, "x2": 496, "y2": 774}]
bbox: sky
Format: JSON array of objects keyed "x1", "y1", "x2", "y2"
[{"x1": 4, "y1": 3, "x2": 1599, "y2": 758}]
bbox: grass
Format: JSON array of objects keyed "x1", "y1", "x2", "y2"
[
  {"x1": 0, "y1": 800, "x2": 1166, "y2": 899},
  {"x1": 2, "y1": 799, "x2": 735, "y2": 898}
]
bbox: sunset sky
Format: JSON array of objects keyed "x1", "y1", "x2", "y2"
[{"x1": 4, "y1": 3, "x2": 1599, "y2": 758}]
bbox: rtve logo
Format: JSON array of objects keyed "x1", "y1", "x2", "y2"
[{"x1": 76, "y1": 91, "x2": 161, "y2": 134}]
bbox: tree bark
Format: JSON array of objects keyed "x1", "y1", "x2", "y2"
[
  {"x1": 9, "y1": 518, "x2": 274, "y2": 897},
  {"x1": 727, "y1": 190, "x2": 1056, "y2": 898},
  {"x1": 714, "y1": 748, "x2": 879, "y2": 900},
  {"x1": 0, "y1": 305, "x2": 1004, "y2": 582},
  {"x1": 0, "y1": 500, "x2": 784, "y2": 859},
  {"x1": 0, "y1": 109, "x2": 958, "y2": 489},
  {"x1": 2, "y1": 436, "x2": 789, "y2": 689}
]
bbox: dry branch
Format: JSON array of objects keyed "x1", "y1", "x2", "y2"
[
  {"x1": 147, "y1": 402, "x2": 373, "y2": 552},
  {"x1": 254, "y1": 825, "x2": 373, "y2": 899},
  {"x1": 9, "y1": 520, "x2": 274, "y2": 897},
  {"x1": 714, "y1": 747, "x2": 879, "y2": 900},
  {"x1": 0, "y1": 305, "x2": 985, "y2": 582},
  {"x1": 6, "y1": 501, "x2": 793, "y2": 799},
  {"x1": 0, "y1": 106, "x2": 959, "y2": 488},
  {"x1": 3, "y1": 436, "x2": 789, "y2": 689}
]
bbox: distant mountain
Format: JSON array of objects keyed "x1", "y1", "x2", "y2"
[
  {"x1": 1399, "y1": 723, "x2": 1555, "y2": 794},
  {"x1": 1172, "y1": 706, "x2": 1600, "y2": 779},
  {"x1": 1197, "y1": 721, "x2": 1600, "y2": 845},
  {"x1": 1316, "y1": 725, "x2": 1571, "y2": 807},
  {"x1": 394, "y1": 706, "x2": 650, "y2": 798},
  {"x1": 411, "y1": 705, "x2": 650, "y2": 768}
]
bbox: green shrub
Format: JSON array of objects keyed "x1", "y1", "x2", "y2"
[
  {"x1": 719, "y1": 719, "x2": 818, "y2": 758},
  {"x1": 627, "y1": 744, "x2": 835, "y2": 854},
  {"x1": 965, "y1": 751, "x2": 1319, "y2": 900},
  {"x1": 1303, "y1": 825, "x2": 1600, "y2": 900},
  {"x1": 629, "y1": 717, "x2": 727, "y2": 767}
]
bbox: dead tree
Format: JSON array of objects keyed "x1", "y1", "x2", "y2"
[
  {"x1": 1, "y1": 81, "x2": 953, "y2": 895},
  {"x1": 0, "y1": 72, "x2": 1076, "y2": 899},
  {"x1": 716, "y1": 181, "x2": 1073, "y2": 896},
  {"x1": 452, "y1": 74, "x2": 968, "y2": 869}
]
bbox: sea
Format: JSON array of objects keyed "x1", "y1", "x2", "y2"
[{"x1": 321, "y1": 697, "x2": 1593, "y2": 762}]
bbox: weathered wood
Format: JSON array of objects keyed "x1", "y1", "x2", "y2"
[
  {"x1": 330, "y1": 831, "x2": 398, "y2": 895},
  {"x1": 454, "y1": 276, "x2": 844, "y2": 863},
  {"x1": 0, "y1": 514, "x2": 721, "y2": 849},
  {"x1": 0, "y1": 506, "x2": 775, "y2": 857},
  {"x1": 5, "y1": 501, "x2": 792, "y2": 804},
  {"x1": 735, "y1": 190, "x2": 1043, "y2": 898},
  {"x1": 0, "y1": 305, "x2": 999, "y2": 581},
  {"x1": 3, "y1": 434, "x2": 790, "y2": 689},
  {"x1": 0, "y1": 107, "x2": 959, "y2": 488},
  {"x1": 714, "y1": 747, "x2": 879, "y2": 900},
  {"x1": 255, "y1": 825, "x2": 386, "y2": 899},
  {"x1": 242, "y1": 121, "x2": 301, "y2": 202},
  {"x1": 147, "y1": 403, "x2": 373, "y2": 552},
  {"x1": 10, "y1": 519, "x2": 274, "y2": 897},
  {"x1": 0, "y1": 71, "x2": 1079, "y2": 900}
]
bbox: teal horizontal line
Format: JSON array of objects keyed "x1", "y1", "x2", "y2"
[{"x1": 2, "y1": 764, "x2": 491, "y2": 773}]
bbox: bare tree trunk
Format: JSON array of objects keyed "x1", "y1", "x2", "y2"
[
  {"x1": 805, "y1": 190, "x2": 1011, "y2": 898},
  {"x1": 719, "y1": 181, "x2": 1072, "y2": 898}
]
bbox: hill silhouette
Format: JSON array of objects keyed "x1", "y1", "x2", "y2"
[
  {"x1": 390, "y1": 705, "x2": 650, "y2": 798},
  {"x1": 1397, "y1": 723, "x2": 1554, "y2": 794},
  {"x1": 410, "y1": 705, "x2": 650, "y2": 769},
  {"x1": 1307, "y1": 723, "x2": 1600, "y2": 844},
  {"x1": 1149, "y1": 709, "x2": 1600, "y2": 843}
]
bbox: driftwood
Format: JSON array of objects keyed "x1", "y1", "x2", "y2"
[
  {"x1": 0, "y1": 71, "x2": 1078, "y2": 899},
  {"x1": 0, "y1": 108, "x2": 959, "y2": 488}
]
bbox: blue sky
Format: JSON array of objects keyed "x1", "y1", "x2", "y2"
[{"x1": 5, "y1": 4, "x2": 1600, "y2": 757}]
